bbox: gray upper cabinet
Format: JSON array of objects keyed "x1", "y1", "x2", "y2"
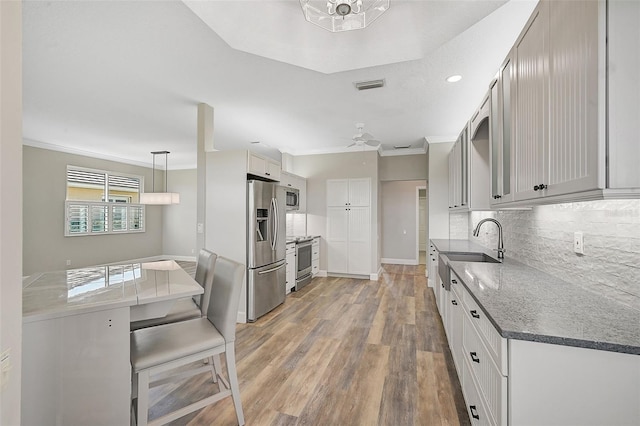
[
  {"x1": 489, "y1": 51, "x2": 515, "y2": 206},
  {"x1": 489, "y1": 0, "x2": 640, "y2": 207}
]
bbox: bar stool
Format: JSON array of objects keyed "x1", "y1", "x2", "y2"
[{"x1": 130, "y1": 256, "x2": 245, "y2": 426}]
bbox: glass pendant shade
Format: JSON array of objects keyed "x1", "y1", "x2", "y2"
[
  {"x1": 140, "y1": 151, "x2": 180, "y2": 205},
  {"x1": 300, "y1": 0, "x2": 390, "y2": 32}
]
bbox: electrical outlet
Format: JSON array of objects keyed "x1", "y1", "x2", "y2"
[
  {"x1": 66, "y1": 259, "x2": 71, "y2": 266},
  {"x1": 574, "y1": 231, "x2": 584, "y2": 255}
]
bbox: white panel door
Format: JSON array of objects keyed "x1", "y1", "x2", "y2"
[
  {"x1": 546, "y1": 0, "x2": 599, "y2": 196},
  {"x1": 347, "y1": 206, "x2": 370, "y2": 274},
  {"x1": 327, "y1": 179, "x2": 349, "y2": 206},
  {"x1": 347, "y1": 178, "x2": 370, "y2": 207},
  {"x1": 327, "y1": 206, "x2": 349, "y2": 273},
  {"x1": 514, "y1": 1, "x2": 549, "y2": 201}
]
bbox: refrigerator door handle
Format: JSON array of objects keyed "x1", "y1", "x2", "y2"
[
  {"x1": 258, "y1": 262, "x2": 286, "y2": 275},
  {"x1": 273, "y1": 197, "x2": 279, "y2": 251},
  {"x1": 270, "y1": 198, "x2": 276, "y2": 250}
]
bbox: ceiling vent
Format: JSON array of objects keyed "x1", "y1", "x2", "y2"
[
  {"x1": 394, "y1": 145, "x2": 412, "y2": 149},
  {"x1": 354, "y1": 79, "x2": 385, "y2": 91}
]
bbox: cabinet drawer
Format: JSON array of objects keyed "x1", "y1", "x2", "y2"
[
  {"x1": 461, "y1": 290, "x2": 507, "y2": 375},
  {"x1": 463, "y1": 313, "x2": 507, "y2": 426},
  {"x1": 312, "y1": 264, "x2": 319, "y2": 275},
  {"x1": 462, "y1": 355, "x2": 494, "y2": 426}
]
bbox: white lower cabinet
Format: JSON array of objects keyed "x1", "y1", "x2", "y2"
[
  {"x1": 462, "y1": 353, "x2": 493, "y2": 426},
  {"x1": 437, "y1": 267, "x2": 640, "y2": 425},
  {"x1": 285, "y1": 242, "x2": 296, "y2": 294}
]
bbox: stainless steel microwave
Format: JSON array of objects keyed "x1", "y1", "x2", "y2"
[{"x1": 285, "y1": 187, "x2": 299, "y2": 211}]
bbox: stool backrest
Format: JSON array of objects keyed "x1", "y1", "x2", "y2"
[
  {"x1": 206, "y1": 256, "x2": 245, "y2": 343},
  {"x1": 194, "y1": 249, "x2": 217, "y2": 316}
]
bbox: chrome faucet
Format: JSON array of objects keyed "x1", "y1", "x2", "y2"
[{"x1": 473, "y1": 218, "x2": 505, "y2": 260}]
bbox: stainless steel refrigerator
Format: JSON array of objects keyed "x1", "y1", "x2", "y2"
[{"x1": 247, "y1": 180, "x2": 286, "y2": 322}]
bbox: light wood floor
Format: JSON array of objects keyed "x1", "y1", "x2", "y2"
[{"x1": 158, "y1": 263, "x2": 470, "y2": 425}]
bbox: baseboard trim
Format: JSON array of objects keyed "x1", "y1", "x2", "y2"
[
  {"x1": 314, "y1": 270, "x2": 328, "y2": 278},
  {"x1": 381, "y1": 258, "x2": 418, "y2": 266},
  {"x1": 370, "y1": 266, "x2": 384, "y2": 281},
  {"x1": 237, "y1": 311, "x2": 247, "y2": 324}
]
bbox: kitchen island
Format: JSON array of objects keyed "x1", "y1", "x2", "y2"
[
  {"x1": 21, "y1": 260, "x2": 203, "y2": 426},
  {"x1": 431, "y1": 239, "x2": 640, "y2": 425}
]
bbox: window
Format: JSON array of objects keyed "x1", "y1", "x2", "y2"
[{"x1": 65, "y1": 166, "x2": 145, "y2": 236}]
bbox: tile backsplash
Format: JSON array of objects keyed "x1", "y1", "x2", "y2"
[
  {"x1": 450, "y1": 200, "x2": 640, "y2": 311},
  {"x1": 286, "y1": 212, "x2": 307, "y2": 236}
]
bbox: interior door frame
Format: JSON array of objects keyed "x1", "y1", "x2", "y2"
[{"x1": 415, "y1": 185, "x2": 427, "y2": 264}]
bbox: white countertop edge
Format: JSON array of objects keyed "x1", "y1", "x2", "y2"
[{"x1": 23, "y1": 297, "x2": 137, "y2": 324}]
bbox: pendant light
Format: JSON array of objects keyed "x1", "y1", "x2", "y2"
[{"x1": 140, "y1": 151, "x2": 180, "y2": 205}]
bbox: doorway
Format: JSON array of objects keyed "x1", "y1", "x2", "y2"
[{"x1": 416, "y1": 186, "x2": 427, "y2": 264}]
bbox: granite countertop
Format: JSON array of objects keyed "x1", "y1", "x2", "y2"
[{"x1": 431, "y1": 239, "x2": 640, "y2": 355}]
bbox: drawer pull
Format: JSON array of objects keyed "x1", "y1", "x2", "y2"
[
  {"x1": 469, "y1": 405, "x2": 480, "y2": 420},
  {"x1": 451, "y1": 300, "x2": 458, "y2": 305},
  {"x1": 470, "y1": 352, "x2": 480, "y2": 363},
  {"x1": 451, "y1": 279, "x2": 457, "y2": 284},
  {"x1": 441, "y1": 282, "x2": 445, "y2": 288},
  {"x1": 470, "y1": 310, "x2": 480, "y2": 319}
]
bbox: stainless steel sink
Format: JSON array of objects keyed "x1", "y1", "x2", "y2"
[
  {"x1": 442, "y1": 252, "x2": 501, "y2": 264},
  {"x1": 438, "y1": 252, "x2": 501, "y2": 291}
]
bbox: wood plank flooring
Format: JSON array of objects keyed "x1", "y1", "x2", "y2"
[{"x1": 158, "y1": 263, "x2": 470, "y2": 425}]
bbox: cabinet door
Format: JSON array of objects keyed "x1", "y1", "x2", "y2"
[
  {"x1": 266, "y1": 160, "x2": 281, "y2": 181},
  {"x1": 348, "y1": 178, "x2": 370, "y2": 206},
  {"x1": 490, "y1": 53, "x2": 516, "y2": 206},
  {"x1": 326, "y1": 206, "x2": 348, "y2": 273},
  {"x1": 489, "y1": 78, "x2": 501, "y2": 202},
  {"x1": 327, "y1": 179, "x2": 349, "y2": 206},
  {"x1": 347, "y1": 206, "x2": 370, "y2": 274},
  {"x1": 513, "y1": 2, "x2": 549, "y2": 201},
  {"x1": 546, "y1": 0, "x2": 599, "y2": 195},
  {"x1": 248, "y1": 152, "x2": 267, "y2": 177},
  {"x1": 286, "y1": 251, "x2": 296, "y2": 293}
]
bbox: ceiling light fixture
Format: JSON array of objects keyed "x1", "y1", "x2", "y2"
[
  {"x1": 446, "y1": 75, "x2": 463, "y2": 83},
  {"x1": 140, "y1": 151, "x2": 180, "y2": 205},
  {"x1": 300, "y1": 0, "x2": 390, "y2": 32}
]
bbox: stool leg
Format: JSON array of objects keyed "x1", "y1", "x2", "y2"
[
  {"x1": 212, "y1": 354, "x2": 222, "y2": 385},
  {"x1": 225, "y1": 345, "x2": 245, "y2": 426},
  {"x1": 136, "y1": 370, "x2": 150, "y2": 426}
]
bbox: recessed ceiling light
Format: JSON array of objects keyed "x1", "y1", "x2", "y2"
[{"x1": 446, "y1": 75, "x2": 462, "y2": 83}]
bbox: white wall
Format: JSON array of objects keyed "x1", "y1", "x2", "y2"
[
  {"x1": 379, "y1": 153, "x2": 428, "y2": 181},
  {"x1": 163, "y1": 168, "x2": 197, "y2": 258},
  {"x1": 22, "y1": 146, "x2": 163, "y2": 275},
  {"x1": 450, "y1": 199, "x2": 640, "y2": 311},
  {"x1": 1, "y1": 1, "x2": 23, "y2": 423},
  {"x1": 428, "y1": 142, "x2": 454, "y2": 240},
  {"x1": 381, "y1": 180, "x2": 426, "y2": 263}
]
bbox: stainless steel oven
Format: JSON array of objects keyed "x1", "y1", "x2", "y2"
[{"x1": 295, "y1": 238, "x2": 313, "y2": 290}]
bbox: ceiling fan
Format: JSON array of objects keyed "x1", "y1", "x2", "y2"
[{"x1": 347, "y1": 123, "x2": 380, "y2": 148}]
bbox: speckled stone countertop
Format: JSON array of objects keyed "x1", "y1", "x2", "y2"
[{"x1": 431, "y1": 239, "x2": 640, "y2": 355}]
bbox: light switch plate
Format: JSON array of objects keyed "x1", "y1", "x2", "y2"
[{"x1": 574, "y1": 231, "x2": 584, "y2": 255}]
